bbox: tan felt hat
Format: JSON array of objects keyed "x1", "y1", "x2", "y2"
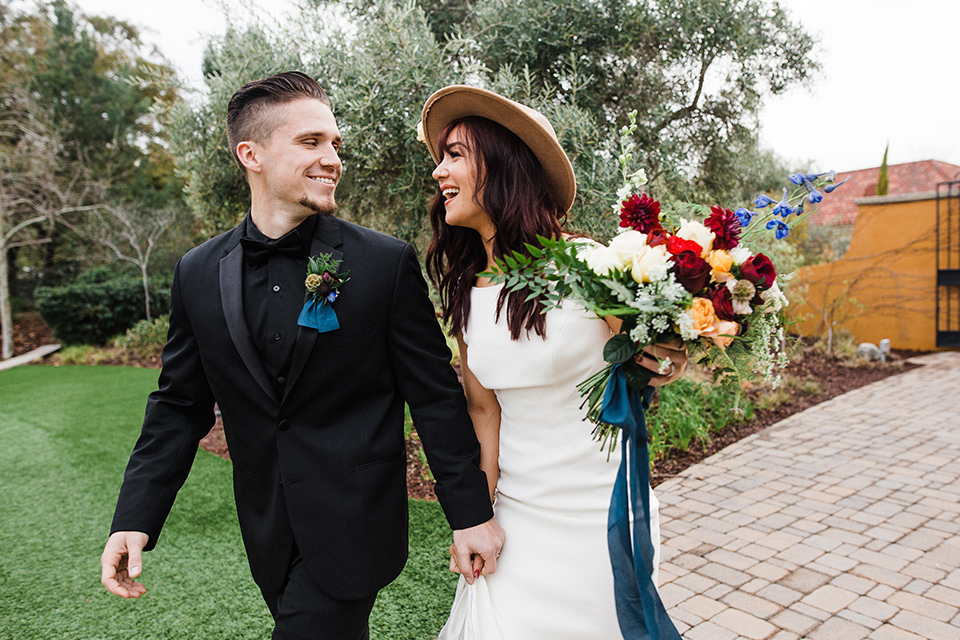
[{"x1": 420, "y1": 85, "x2": 577, "y2": 212}]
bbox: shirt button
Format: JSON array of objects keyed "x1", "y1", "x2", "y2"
[
  {"x1": 273, "y1": 285, "x2": 281, "y2": 292},
  {"x1": 273, "y1": 332, "x2": 282, "y2": 341}
]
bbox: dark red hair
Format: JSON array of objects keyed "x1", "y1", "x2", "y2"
[{"x1": 426, "y1": 116, "x2": 567, "y2": 340}]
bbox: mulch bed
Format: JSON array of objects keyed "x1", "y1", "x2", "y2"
[
  {"x1": 649, "y1": 345, "x2": 920, "y2": 486},
  {"x1": 7, "y1": 311, "x2": 54, "y2": 356},
  {"x1": 8, "y1": 313, "x2": 923, "y2": 499}
]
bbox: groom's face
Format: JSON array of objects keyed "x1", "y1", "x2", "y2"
[{"x1": 250, "y1": 97, "x2": 343, "y2": 216}]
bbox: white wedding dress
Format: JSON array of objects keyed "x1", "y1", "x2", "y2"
[{"x1": 438, "y1": 284, "x2": 660, "y2": 640}]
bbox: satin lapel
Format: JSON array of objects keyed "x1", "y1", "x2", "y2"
[
  {"x1": 282, "y1": 215, "x2": 344, "y2": 406},
  {"x1": 220, "y1": 240, "x2": 279, "y2": 403}
]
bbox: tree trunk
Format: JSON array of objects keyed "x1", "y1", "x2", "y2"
[
  {"x1": 141, "y1": 265, "x2": 151, "y2": 321},
  {"x1": 0, "y1": 214, "x2": 13, "y2": 359}
]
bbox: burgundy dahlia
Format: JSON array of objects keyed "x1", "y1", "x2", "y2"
[
  {"x1": 619, "y1": 193, "x2": 662, "y2": 233},
  {"x1": 705, "y1": 205, "x2": 742, "y2": 250}
]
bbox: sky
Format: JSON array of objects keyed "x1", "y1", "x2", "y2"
[{"x1": 68, "y1": 0, "x2": 960, "y2": 174}]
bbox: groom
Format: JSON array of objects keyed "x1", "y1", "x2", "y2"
[{"x1": 100, "y1": 71, "x2": 503, "y2": 639}]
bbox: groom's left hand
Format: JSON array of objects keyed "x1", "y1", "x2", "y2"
[{"x1": 451, "y1": 517, "x2": 505, "y2": 584}]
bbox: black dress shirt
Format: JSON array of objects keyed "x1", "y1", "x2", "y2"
[{"x1": 241, "y1": 214, "x2": 318, "y2": 393}]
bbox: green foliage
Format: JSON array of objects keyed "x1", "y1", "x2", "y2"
[
  {"x1": 307, "y1": 0, "x2": 482, "y2": 245},
  {"x1": 18, "y1": 0, "x2": 183, "y2": 207},
  {"x1": 35, "y1": 267, "x2": 171, "y2": 345},
  {"x1": 55, "y1": 343, "x2": 115, "y2": 365},
  {"x1": 168, "y1": 26, "x2": 304, "y2": 234},
  {"x1": 0, "y1": 0, "x2": 185, "y2": 334},
  {"x1": 113, "y1": 315, "x2": 171, "y2": 361},
  {"x1": 877, "y1": 144, "x2": 889, "y2": 196},
  {"x1": 646, "y1": 376, "x2": 752, "y2": 462},
  {"x1": 0, "y1": 366, "x2": 456, "y2": 639},
  {"x1": 456, "y1": 0, "x2": 817, "y2": 203},
  {"x1": 171, "y1": 0, "x2": 816, "y2": 247}
]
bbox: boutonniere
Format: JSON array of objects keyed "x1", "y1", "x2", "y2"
[{"x1": 297, "y1": 254, "x2": 350, "y2": 332}]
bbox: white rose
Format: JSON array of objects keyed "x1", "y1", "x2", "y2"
[
  {"x1": 728, "y1": 245, "x2": 753, "y2": 264},
  {"x1": 609, "y1": 230, "x2": 648, "y2": 264},
  {"x1": 631, "y1": 244, "x2": 670, "y2": 283},
  {"x1": 676, "y1": 218, "x2": 715, "y2": 256},
  {"x1": 583, "y1": 245, "x2": 623, "y2": 276}
]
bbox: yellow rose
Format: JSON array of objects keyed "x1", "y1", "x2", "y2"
[
  {"x1": 707, "y1": 250, "x2": 733, "y2": 280},
  {"x1": 686, "y1": 297, "x2": 718, "y2": 334}
]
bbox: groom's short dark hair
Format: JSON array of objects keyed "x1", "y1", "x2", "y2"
[{"x1": 226, "y1": 71, "x2": 330, "y2": 173}]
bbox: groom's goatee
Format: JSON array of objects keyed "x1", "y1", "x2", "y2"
[{"x1": 299, "y1": 197, "x2": 337, "y2": 216}]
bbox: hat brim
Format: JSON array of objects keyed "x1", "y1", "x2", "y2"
[{"x1": 421, "y1": 85, "x2": 576, "y2": 212}]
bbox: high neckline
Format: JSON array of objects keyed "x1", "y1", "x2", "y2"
[{"x1": 472, "y1": 280, "x2": 505, "y2": 290}]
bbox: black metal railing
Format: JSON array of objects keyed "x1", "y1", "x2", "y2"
[{"x1": 936, "y1": 180, "x2": 960, "y2": 347}]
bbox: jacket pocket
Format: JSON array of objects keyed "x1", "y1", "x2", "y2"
[{"x1": 355, "y1": 451, "x2": 404, "y2": 473}]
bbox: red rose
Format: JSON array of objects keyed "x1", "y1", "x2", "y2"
[
  {"x1": 671, "y1": 250, "x2": 712, "y2": 294},
  {"x1": 666, "y1": 235, "x2": 703, "y2": 256},
  {"x1": 705, "y1": 286, "x2": 735, "y2": 320},
  {"x1": 739, "y1": 253, "x2": 776, "y2": 290}
]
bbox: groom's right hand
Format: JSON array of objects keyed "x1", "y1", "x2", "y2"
[
  {"x1": 451, "y1": 517, "x2": 505, "y2": 584},
  {"x1": 101, "y1": 531, "x2": 150, "y2": 598}
]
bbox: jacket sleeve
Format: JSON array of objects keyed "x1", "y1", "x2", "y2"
[
  {"x1": 110, "y1": 258, "x2": 217, "y2": 550},
  {"x1": 387, "y1": 244, "x2": 494, "y2": 530}
]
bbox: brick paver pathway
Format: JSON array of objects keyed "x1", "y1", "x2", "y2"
[{"x1": 656, "y1": 351, "x2": 960, "y2": 640}]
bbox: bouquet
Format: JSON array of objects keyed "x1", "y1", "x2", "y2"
[{"x1": 487, "y1": 112, "x2": 847, "y2": 452}]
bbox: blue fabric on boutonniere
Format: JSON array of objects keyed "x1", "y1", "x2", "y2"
[
  {"x1": 298, "y1": 292, "x2": 340, "y2": 332},
  {"x1": 297, "y1": 254, "x2": 349, "y2": 333},
  {"x1": 600, "y1": 364, "x2": 681, "y2": 640}
]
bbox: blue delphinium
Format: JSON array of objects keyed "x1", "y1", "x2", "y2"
[
  {"x1": 773, "y1": 188, "x2": 793, "y2": 217},
  {"x1": 824, "y1": 177, "x2": 849, "y2": 193},
  {"x1": 755, "y1": 194, "x2": 775, "y2": 208},
  {"x1": 766, "y1": 219, "x2": 790, "y2": 239},
  {"x1": 735, "y1": 208, "x2": 755, "y2": 226},
  {"x1": 743, "y1": 169, "x2": 846, "y2": 240}
]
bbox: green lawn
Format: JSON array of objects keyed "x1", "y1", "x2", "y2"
[{"x1": 0, "y1": 365, "x2": 456, "y2": 639}]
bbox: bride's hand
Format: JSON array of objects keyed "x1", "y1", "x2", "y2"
[
  {"x1": 635, "y1": 338, "x2": 687, "y2": 386},
  {"x1": 448, "y1": 543, "x2": 460, "y2": 574},
  {"x1": 448, "y1": 543, "x2": 485, "y2": 577}
]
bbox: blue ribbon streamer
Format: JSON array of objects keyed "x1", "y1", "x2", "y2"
[
  {"x1": 297, "y1": 296, "x2": 340, "y2": 332},
  {"x1": 601, "y1": 364, "x2": 681, "y2": 640}
]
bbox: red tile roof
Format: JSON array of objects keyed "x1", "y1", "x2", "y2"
[{"x1": 807, "y1": 160, "x2": 960, "y2": 226}]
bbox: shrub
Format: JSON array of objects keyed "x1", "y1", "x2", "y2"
[
  {"x1": 35, "y1": 268, "x2": 171, "y2": 345},
  {"x1": 113, "y1": 316, "x2": 170, "y2": 362},
  {"x1": 646, "y1": 377, "x2": 752, "y2": 462}
]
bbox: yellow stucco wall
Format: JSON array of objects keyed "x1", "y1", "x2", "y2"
[{"x1": 790, "y1": 192, "x2": 957, "y2": 351}]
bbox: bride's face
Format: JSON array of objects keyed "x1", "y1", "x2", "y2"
[{"x1": 432, "y1": 125, "x2": 496, "y2": 242}]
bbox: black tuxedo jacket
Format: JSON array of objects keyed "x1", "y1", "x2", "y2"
[{"x1": 111, "y1": 214, "x2": 492, "y2": 604}]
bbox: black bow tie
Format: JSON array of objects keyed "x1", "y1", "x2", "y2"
[{"x1": 240, "y1": 234, "x2": 305, "y2": 267}]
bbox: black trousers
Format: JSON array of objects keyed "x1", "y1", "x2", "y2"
[{"x1": 272, "y1": 550, "x2": 378, "y2": 640}]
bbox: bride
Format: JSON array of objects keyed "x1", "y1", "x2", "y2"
[{"x1": 421, "y1": 86, "x2": 686, "y2": 639}]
